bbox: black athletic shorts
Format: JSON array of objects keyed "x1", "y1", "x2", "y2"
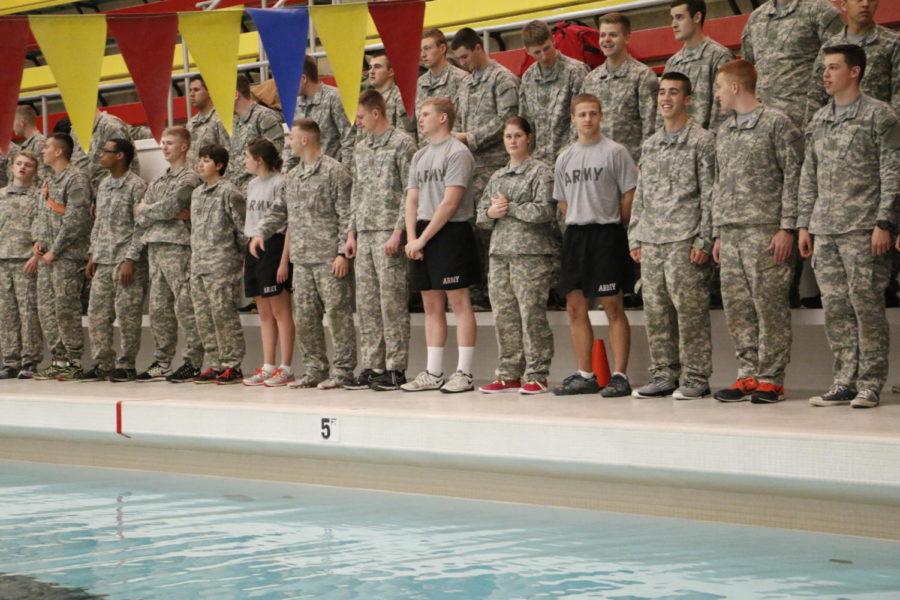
[
  {"x1": 410, "y1": 220, "x2": 483, "y2": 292},
  {"x1": 244, "y1": 233, "x2": 292, "y2": 298},
  {"x1": 558, "y1": 223, "x2": 630, "y2": 298}
]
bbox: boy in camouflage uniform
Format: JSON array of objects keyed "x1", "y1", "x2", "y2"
[
  {"x1": 79, "y1": 139, "x2": 147, "y2": 382},
  {"x1": 228, "y1": 74, "x2": 285, "y2": 193},
  {"x1": 345, "y1": 91, "x2": 416, "y2": 391},
  {"x1": 711, "y1": 60, "x2": 804, "y2": 404},
  {"x1": 417, "y1": 28, "x2": 470, "y2": 143},
  {"x1": 186, "y1": 75, "x2": 230, "y2": 167},
  {"x1": 0, "y1": 152, "x2": 43, "y2": 379},
  {"x1": 366, "y1": 52, "x2": 417, "y2": 136},
  {"x1": 629, "y1": 72, "x2": 715, "y2": 400},
  {"x1": 250, "y1": 119, "x2": 357, "y2": 389},
  {"x1": 799, "y1": 45, "x2": 900, "y2": 409}
]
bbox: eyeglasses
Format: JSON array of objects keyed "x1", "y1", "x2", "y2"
[{"x1": 100, "y1": 149, "x2": 119, "y2": 154}]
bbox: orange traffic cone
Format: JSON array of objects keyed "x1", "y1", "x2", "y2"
[{"x1": 591, "y1": 339, "x2": 611, "y2": 387}]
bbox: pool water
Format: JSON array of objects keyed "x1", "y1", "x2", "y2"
[{"x1": 0, "y1": 460, "x2": 898, "y2": 599}]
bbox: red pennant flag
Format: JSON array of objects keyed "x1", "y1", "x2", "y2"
[
  {"x1": 108, "y1": 14, "x2": 178, "y2": 142},
  {"x1": 0, "y1": 18, "x2": 31, "y2": 155},
  {"x1": 369, "y1": 0, "x2": 425, "y2": 119}
]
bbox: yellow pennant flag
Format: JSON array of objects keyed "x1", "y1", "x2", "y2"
[
  {"x1": 311, "y1": 3, "x2": 368, "y2": 123},
  {"x1": 29, "y1": 15, "x2": 106, "y2": 152},
  {"x1": 178, "y1": 8, "x2": 243, "y2": 136}
]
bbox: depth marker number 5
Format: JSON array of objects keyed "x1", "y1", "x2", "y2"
[{"x1": 320, "y1": 417, "x2": 340, "y2": 442}]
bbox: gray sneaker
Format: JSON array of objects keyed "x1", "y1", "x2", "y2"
[
  {"x1": 600, "y1": 373, "x2": 632, "y2": 398},
  {"x1": 673, "y1": 381, "x2": 711, "y2": 400},
  {"x1": 401, "y1": 370, "x2": 445, "y2": 392},
  {"x1": 440, "y1": 370, "x2": 474, "y2": 394},
  {"x1": 851, "y1": 389, "x2": 880, "y2": 409},
  {"x1": 632, "y1": 377, "x2": 677, "y2": 398},
  {"x1": 552, "y1": 373, "x2": 600, "y2": 396},
  {"x1": 317, "y1": 375, "x2": 354, "y2": 390},
  {"x1": 289, "y1": 373, "x2": 326, "y2": 389},
  {"x1": 809, "y1": 384, "x2": 856, "y2": 407}
]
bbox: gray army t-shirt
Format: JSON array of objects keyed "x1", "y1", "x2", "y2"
[
  {"x1": 407, "y1": 136, "x2": 475, "y2": 222},
  {"x1": 553, "y1": 136, "x2": 637, "y2": 226}
]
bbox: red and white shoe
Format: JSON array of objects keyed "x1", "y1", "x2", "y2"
[
  {"x1": 519, "y1": 380, "x2": 548, "y2": 395},
  {"x1": 243, "y1": 367, "x2": 271, "y2": 386},
  {"x1": 478, "y1": 379, "x2": 521, "y2": 394}
]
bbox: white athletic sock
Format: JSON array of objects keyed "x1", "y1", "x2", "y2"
[
  {"x1": 578, "y1": 369, "x2": 594, "y2": 379},
  {"x1": 279, "y1": 364, "x2": 292, "y2": 374},
  {"x1": 263, "y1": 363, "x2": 276, "y2": 374},
  {"x1": 426, "y1": 347, "x2": 444, "y2": 376},
  {"x1": 456, "y1": 346, "x2": 475, "y2": 375}
]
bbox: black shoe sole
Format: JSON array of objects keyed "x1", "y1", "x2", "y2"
[{"x1": 371, "y1": 385, "x2": 402, "y2": 391}]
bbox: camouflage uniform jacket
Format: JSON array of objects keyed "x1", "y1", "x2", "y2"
[
  {"x1": 415, "y1": 63, "x2": 470, "y2": 138},
  {"x1": 741, "y1": 0, "x2": 842, "y2": 127},
  {"x1": 581, "y1": 54, "x2": 659, "y2": 161},
  {"x1": 32, "y1": 165, "x2": 92, "y2": 261},
  {"x1": 189, "y1": 178, "x2": 247, "y2": 275},
  {"x1": 187, "y1": 107, "x2": 230, "y2": 166},
  {"x1": 380, "y1": 83, "x2": 417, "y2": 136},
  {"x1": 227, "y1": 103, "x2": 285, "y2": 188},
  {"x1": 809, "y1": 26, "x2": 900, "y2": 115},
  {"x1": 663, "y1": 38, "x2": 733, "y2": 131},
  {"x1": 90, "y1": 171, "x2": 147, "y2": 265},
  {"x1": 456, "y1": 60, "x2": 520, "y2": 167},
  {"x1": 630, "y1": 120, "x2": 715, "y2": 253},
  {"x1": 519, "y1": 53, "x2": 589, "y2": 164},
  {"x1": 350, "y1": 127, "x2": 416, "y2": 233},
  {"x1": 713, "y1": 105, "x2": 804, "y2": 234},
  {"x1": 295, "y1": 84, "x2": 354, "y2": 165},
  {"x1": 136, "y1": 165, "x2": 200, "y2": 247},
  {"x1": 256, "y1": 154, "x2": 351, "y2": 265},
  {"x1": 0, "y1": 142, "x2": 21, "y2": 189},
  {"x1": 798, "y1": 94, "x2": 900, "y2": 235},
  {"x1": 73, "y1": 111, "x2": 137, "y2": 190},
  {"x1": 19, "y1": 134, "x2": 51, "y2": 183},
  {"x1": 475, "y1": 158, "x2": 558, "y2": 256},
  {"x1": 0, "y1": 184, "x2": 40, "y2": 260}
]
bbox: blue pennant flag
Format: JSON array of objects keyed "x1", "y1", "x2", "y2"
[{"x1": 247, "y1": 7, "x2": 309, "y2": 127}]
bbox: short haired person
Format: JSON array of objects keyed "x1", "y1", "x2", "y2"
[
  {"x1": 190, "y1": 144, "x2": 247, "y2": 385},
  {"x1": 400, "y1": 98, "x2": 480, "y2": 393},
  {"x1": 741, "y1": 0, "x2": 842, "y2": 127},
  {"x1": 581, "y1": 13, "x2": 659, "y2": 162},
  {"x1": 663, "y1": 0, "x2": 733, "y2": 130},
  {"x1": 629, "y1": 72, "x2": 715, "y2": 400},
  {"x1": 293, "y1": 57, "x2": 354, "y2": 168},
  {"x1": 79, "y1": 139, "x2": 148, "y2": 382},
  {"x1": 13, "y1": 106, "x2": 50, "y2": 183},
  {"x1": 74, "y1": 109, "x2": 139, "y2": 192},
  {"x1": 0, "y1": 151, "x2": 43, "y2": 379},
  {"x1": 250, "y1": 119, "x2": 356, "y2": 389},
  {"x1": 416, "y1": 28, "x2": 470, "y2": 143},
  {"x1": 552, "y1": 94, "x2": 637, "y2": 397},
  {"x1": 32, "y1": 133, "x2": 91, "y2": 380},
  {"x1": 345, "y1": 90, "x2": 417, "y2": 391},
  {"x1": 476, "y1": 116, "x2": 557, "y2": 395},
  {"x1": 711, "y1": 59, "x2": 804, "y2": 403},
  {"x1": 799, "y1": 45, "x2": 900, "y2": 409},
  {"x1": 133, "y1": 126, "x2": 204, "y2": 383},
  {"x1": 367, "y1": 52, "x2": 417, "y2": 136},
  {"x1": 518, "y1": 20, "x2": 588, "y2": 164},
  {"x1": 228, "y1": 73, "x2": 285, "y2": 193},
  {"x1": 186, "y1": 75, "x2": 230, "y2": 167}
]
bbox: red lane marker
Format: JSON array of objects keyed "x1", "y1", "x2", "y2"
[{"x1": 116, "y1": 401, "x2": 131, "y2": 439}]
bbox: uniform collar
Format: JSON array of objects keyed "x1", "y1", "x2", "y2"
[
  {"x1": 726, "y1": 104, "x2": 766, "y2": 130},
  {"x1": 193, "y1": 108, "x2": 217, "y2": 125},
  {"x1": 839, "y1": 25, "x2": 880, "y2": 47},
  {"x1": 104, "y1": 172, "x2": 129, "y2": 189},
  {"x1": 499, "y1": 157, "x2": 535, "y2": 175},
  {"x1": 676, "y1": 38, "x2": 714, "y2": 62},
  {"x1": 5, "y1": 184, "x2": 30, "y2": 195},
  {"x1": 824, "y1": 95, "x2": 864, "y2": 123},
  {"x1": 532, "y1": 56, "x2": 565, "y2": 82},
  {"x1": 237, "y1": 103, "x2": 260, "y2": 124},
  {"x1": 658, "y1": 120, "x2": 696, "y2": 145},
  {"x1": 297, "y1": 156, "x2": 323, "y2": 178},
  {"x1": 470, "y1": 60, "x2": 498, "y2": 85},
  {"x1": 200, "y1": 178, "x2": 223, "y2": 192},
  {"x1": 366, "y1": 127, "x2": 395, "y2": 148},
  {"x1": 765, "y1": 0, "x2": 799, "y2": 18},
  {"x1": 598, "y1": 54, "x2": 634, "y2": 79}
]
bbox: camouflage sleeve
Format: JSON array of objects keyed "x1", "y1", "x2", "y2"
[
  {"x1": 475, "y1": 172, "x2": 497, "y2": 231},
  {"x1": 394, "y1": 138, "x2": 416, "y2": 231},
  {"x1": 877, "y1": 110, "x2": 900, "y2": 224},
  {"x1": 740, "y1": 19, "x2": 755, "y2": 65},
  {"x1": 260, "y1": 112, "x2": 285, "y2": 153},
  {"x1": 694, "y1": 136, "x2": 716, "y2": 253},
  {"x1": 892, "y1": 40, "x2": 900, "y2": 114},
  {"x1": 774, "y1": 117, "x2": 805, "y2": 230},
  {"x1": 349, "y1": 144, "x2": 362, "y2": 234},
  {"x1": 508, "y1": 166, "x2": 555, "y2": 224},
  {"x1": 333, "y1": 97, "x2": 356, "y2": 167},
  {"x1": 806, "y1": 48, "x2": 829, "y2": 119},
  {"x1": 707, "y1": 50, "x2": 734, "y2": 131},
  {"x1": 50, "y1": 179, "x2": 92, "y2": 256},
  {"x1": 141, "y1": 180, "x2": 196, "y2": 222},
  {"x1": 638, "y1": 68, "x2": 660, "y2": 147},
  {"x1": 467, "y1": 75, "x2": 519, "y2": 152},
  {"x1": 797, "y1": 125, "x2": 819, "y2": 229},
  {"x1": 255, "y1": 184, "x2": 288, "y2": 240},
  {"x1": 816, "y1": 1, "x2": 843, "y2": 43},
  {"x1": 627, "y1": 157, "x2": 644, "y2": 249},
  {"x1": 334, "y1": 165, "x2": 353, "y2": 255},
  {"x1": 228, "y1": 187, "x2": 248, "y2": 248},
  {"x1": 126, "y1": 179, "x2": 148, "y2": 262}
]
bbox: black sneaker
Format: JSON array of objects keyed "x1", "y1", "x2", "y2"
[
  {"x1": 109, "y1": 368, "x2": 137, "y2": 382},
  {"x1": 216, "y1": 367, "x2": 243, "y2": 385},
  {"x1": 166, "y1": 362, "x2": 200, "y2": 383},
  {"x1": 600, "y1": 373, "x2": 632, "y2": 398},
  {"x1": 193, "y1": 368, "x2": 220, "y2": 384},
  {"x1": 238, "y1": 301, "x2": 257, "y2": 313},
  {"x1": 344, "y1": 369, "x2": 379, "y2": 390},
  {"x1": 75, "y1": 366, "x2": 110, "y2": 382},
  {"x1": 552, "y1": 373, "x2": 600, "y2": 396},
  {"x1": 136, "y1": 361, "x2": 171, "y2": 382},
  {"x1": 0, "y1": 366, "x2": 19, "y2": 379},
  {"x1": 17, "y1": 363, "x2": 37, "y2": 379},
  {"x1": 371, "y1": 370, "x2": 407, "y2": 391}
]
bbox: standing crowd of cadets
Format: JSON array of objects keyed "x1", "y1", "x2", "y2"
[{"x1": 0, "y1": 0, "x2": 898, "y2": 408}]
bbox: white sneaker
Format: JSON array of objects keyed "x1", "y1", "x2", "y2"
[
  {"x1": 440, "y1": 370, "x2": 474, "y2": 394},
  {"x1": 851, "y1": 389, "x2": 880, "y2": 409},
  {"x1": 243, "y1": 367, "x2": 273, "y2": 386},
  {"x1": 264, "y1": 368, "x2": 294, "y2": 387},
  {"x1": 400, "y1": 370, "x2": 445, "y2": 392}
]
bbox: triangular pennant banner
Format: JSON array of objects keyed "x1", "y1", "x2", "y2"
[
  {"x1": 247, "y1": 7, "x2": 308, "y2": 128},
  {"x1": 311, "y1": 3, "x2": 368, "y2": 123},
  {"x1": 108, "y1": 14, "x2": 178, "y2": 143},
  {"x1": 369, "y1": 1, "x2": 425, "y2": 119},
  {"x1": 178, "y1": 9, "x2": 243, "y2": 136},
  {"x1": 0, "y1": 18, "x2": 31, "y2": 155},
  {"x1": 29, "y1": 15, "x2": 107, "y2": 152}
]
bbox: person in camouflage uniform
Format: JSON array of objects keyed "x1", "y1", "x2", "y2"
[
  {"x1": 417, "y1": 28, "x2": 470, "y2": 143},
  {"x1": 190, "y1": 144, "x2": 247, "y2": 385},
  {"x1": 518, "y1": 20, "x2": 588, "y2": 164},
  {"x1": 227, "y1": 74, "x2": 285, "y2": 193},
  {"x1": 582, "y1": 13, "x2": 658, "y2": 162},
  {"x1": 366, "y1": 52, "x2": 417, "y2": 136},
  {"x1": 799, "y1": 45, "x2": 900, "y2": 409},
  {"x1": 134, "y1": 126, "x2": 204, "y2": 383},
  {"x1": 711, "y1": 59, "x2": 804, "y2": 404},
  {"x1": 251, "y1": 118, "x2": 357, "y2": 389},
  {"x1": 289, "y1": 57, "x2": 354, "y2": 171},
  {"x1": 344, "y1": 91, "x2": 416, "y2": 392},
  {"x1": 741, "y1": 0, "x2": 843, "y2": 128},
  {"x1": 476, "y1": 116, "x2": 557, "y2": 394},
  {"x1": 186, "y1": 75, "x2": 230, "y2": 167},
  {"x1": 32, "y1": 133, "x2": 91, "y2": 380},
  {"x1": 13, "y1": 106, "x2": 51, "y2": 184},
  {"x1": 629, "y1": 72, "x2": 715, "y2": 400},
  {"x1": 72, "y1": 110, "x2": 140, "y2": 193},
  {"x1": 0, "y1": 152, "x2": 43, "y2": 379},
  {"x1": 663, "y1": 0, "x2": 733, "y2": 131},
  {"x1": 0, "y1": 141, "x2": 21, "y2": 190},
  {"x1": 79, "y1": 139, "x2": 147, "y2": 382}
]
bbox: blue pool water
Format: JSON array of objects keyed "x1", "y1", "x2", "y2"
[{"x1": 0, "y1": 460, "x2": 899, "y2": 599}]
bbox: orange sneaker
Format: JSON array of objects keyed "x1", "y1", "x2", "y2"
[{"x1": 713, "y1": 377, "x2": 758, "y2": 403}]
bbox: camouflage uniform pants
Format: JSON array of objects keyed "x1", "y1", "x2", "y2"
[
  {"x1": 36, "y1": 261, "x2": 62, "y2": 361},
  {"x1": 356, "y1": 230, "x2": 409, "y2": 371},
  {"x1": 813, "y1": 230, "x2": 890, "y2": 394},
  {"x1": 191, "y1": 271, "x2": 245, "y2": 370},
  {"x1": 640, "y1": 240, "x2": 712, "y2": 384},
  {"x1": 488, "y1": 254, "x2": 554, "y2": 381},
  {"x1": 719, "y1": 225, "x2": 792, "y2": 385},
  {"x1": 0, "y1": 260, "x2": 42, "y2": 367},
  {"x1": 88, "y1": 261, "x2": 148, "y2": 370},
  {"x1": 148, "y1": 243, "x2": 203, "y2": 367},
  {"x1": 36, "y1": 258, "x2": 84, "y2": 365},
  {"x1": 293, "y1": 262, "x2": 357, "y2": 380}
]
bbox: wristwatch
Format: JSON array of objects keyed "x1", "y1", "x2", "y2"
[{"x1": 876, "y1": 220, "x2": 894, "y2": 232}]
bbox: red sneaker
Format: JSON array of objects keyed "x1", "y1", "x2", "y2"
[
  {"x1": 713, "y1": 377, "x2": 758, "y2": 402},
  {"x1": 193, "y1": 368, "x2": 220, "y2": 384},
  {"x1": 519, "y1": 380, "x2": 548, "y2": 395},
  {"x1": 478, "y1": 379, "x2": 521, "y2": 394}
]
